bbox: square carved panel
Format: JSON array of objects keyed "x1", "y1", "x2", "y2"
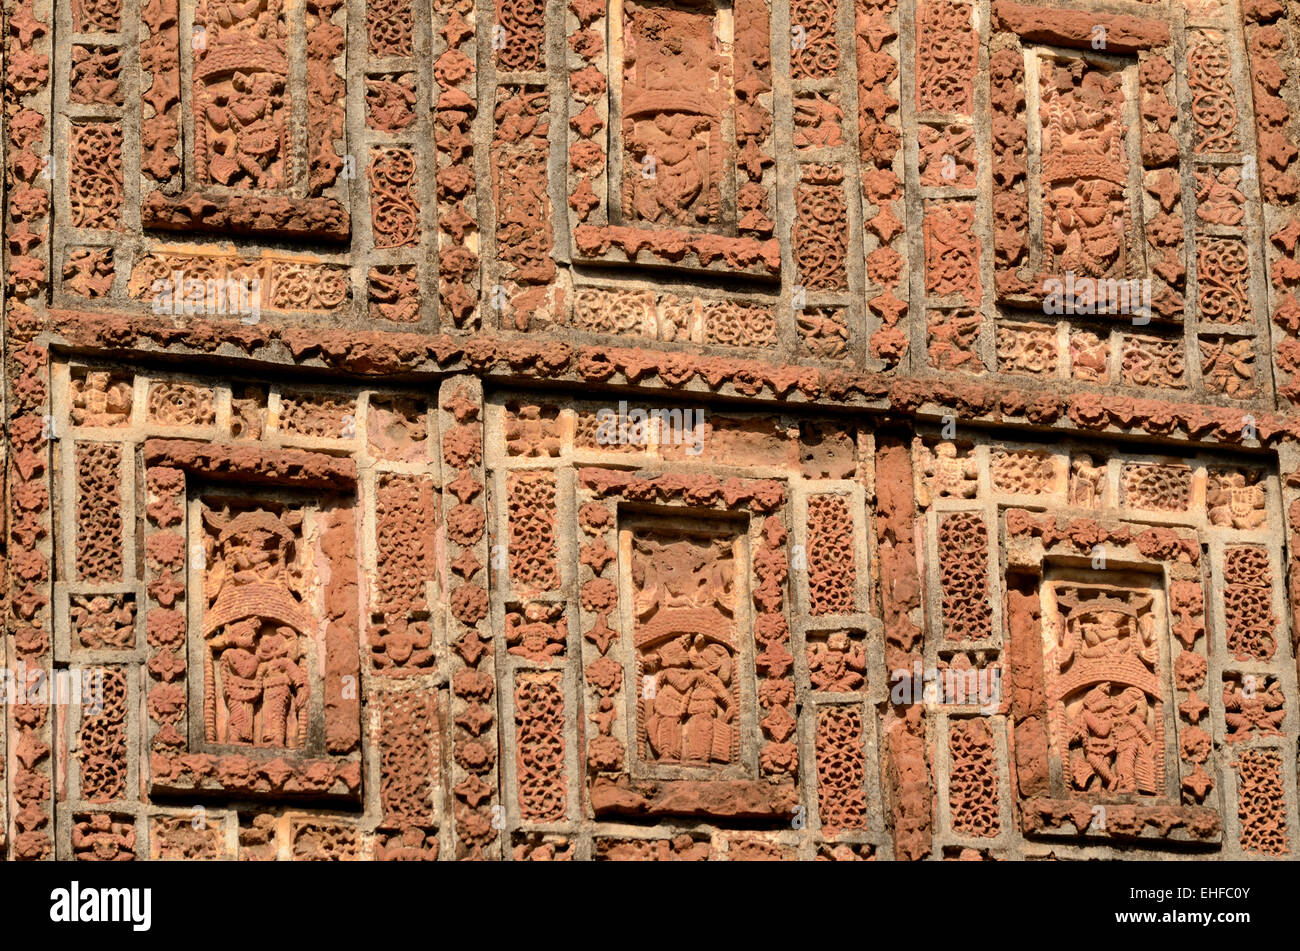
[
  {"x1": 49, "y1": 360, "x2": 453, "y2": 813},
  {"x1": 1028, "y1": 53, "x2": 1146, "y2": 291},
  {"x1": 1042, "y1": 572, "x2": 1173, "y2": 803},
  {"x1": 623, "y1": 517, "x2": 747, "y2": 774},
  {"x1": 145, "y1": 444, "x2": 362, "y2": 802},
  {"x1": 187, "y1": 492, "x2": 345, "y2": 754},
  {"x1": 992, "y1": 27, "x2": 1165, "y2": 316}
]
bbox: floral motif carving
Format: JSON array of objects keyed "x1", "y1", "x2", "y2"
[
  {"x1": 371, "y1": 475, "x2": 436, "y2": 671},
  {"x1": 1232, "y1": 750, "x2": 1288, "y2": 855},
  {"x1": 148, "y1": 382, "x2": 216, "y2": 427},
  {"x1": 949, "y1": 718, "x2": 1000, "y2": 837},
  {"x1": 76, "y1": 443, "x2": 123, "y2": 583},
  {"x1": 815, "y1": 706, "x2": 867, "y2": 835},
  {"x1": 1188, "y1": 31, "x2": 1240, "y2": 154},
  {"x1": 1223, "y1": 546, "x2": 1277, "y2": 661},
  {"x1": 493, "y1": 87, "x2": 555, "y2": 329},
  {"x1": 369, "y1": 148, "x2": 420, "y2": 249},
  {"x1": 507, "y1": 472, "x2": 560, "y2": 594},
  {"x1": 794, "y1": 166, "x2": 849, "y2": 291},
  {"x1": 367, "y1": 0, "x2": 412, "y2": 56},
  {"x1": 937, "y1": 512, "x2": 991, "y2": 641},
  {"x1": 924, "y1": 201, "x2": 979, "y2": 302},
  {"x1": 1197, "y1": 238, "x2": 1252, "y2": 325},
  {"x1": 807, "y1": 494, "x2": 856, "y2": 615},
  {"x1": 378, "y1": 689, "x2": 439, "y2": 834},
  {"x1": 515, "y1": 672, "x2": 567, "y2": 822},
  {"x1": 916, "y1": 0, "x2": 977, "y2": 114},
  {"x1": 69, "y1": 123, "x2": 123, "y2": 230},
  {"x1": 79, "y1": 668, "x2": 129, "y2": 801}
]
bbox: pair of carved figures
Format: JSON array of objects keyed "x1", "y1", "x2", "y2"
[
  {"x1": 1069, "y1": 682, "x2": 1159, "y2": 795},
  {"x1": 633, "y1": 533, "x2": 738, "y2": 765},
  {"x1": 202, "y1": 507, "x2": 310, "y2": 748},
  {"x1": 1055, "y1": 589, "x2": 1161, "y2": 796}
]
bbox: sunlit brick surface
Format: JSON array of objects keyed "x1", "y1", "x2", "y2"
[{"x1": 3, "y1": 0, "x2": 1298, "y2": 860}]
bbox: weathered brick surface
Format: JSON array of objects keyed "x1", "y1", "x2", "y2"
[{"x1": 3, "y1": 0, "x2": 1299, "y2": 860}]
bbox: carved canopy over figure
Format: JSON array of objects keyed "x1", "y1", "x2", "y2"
[
  {"x1": 1052, "y1": 585, "x2": 1164, "y2": 797},
  {"x1": 1055, "y1": 589, "x2": 1158, "y2": 673},
  {"x1": 632, "y1": 532, "x2": 739, "y2": 765},
  {"x1": 1040, "y1": 58, "x2": 1133, "y2": 280},
  {"x1": 620, "y1": 1, "x2": 726, "y2": 227},
  {"x1": 193, "y1": 0, "x2": 291, "y2": 189},
  {"x1": 201, "y1": 506, "x2": 311, "y2": 748}
]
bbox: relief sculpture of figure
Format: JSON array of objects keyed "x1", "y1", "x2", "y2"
[
  {"x1": 621, "y1": 2, "x2": 725, "y2": 227},
  {"x1": 256, "y1": 627, "x2": 309, "y2": 747},
  {"x1": 1055, "y1": 589, "x2": 1157, "y2": 673},
  {"x1": 1055, "y1": 586, "x2": 1164, "y2": 798},
  {"x1": 207, "y1": 0, "x2": 278, "y2": 33},
  {"x1": 1078, "y1": 602, "x2": 1157, "y2": 668},
  {"x1": 1068, "y1": 454, "x2": 1105, "y2": 507},
  {"x1": 201, "y1": 506, "x2": 311, "y2": 748},
  {"x1": 807, "y1": 631, "x2": 867, "y2": 692},
  {"x1": 643, "y1": 633, "x2": 735, "y2": 763},
  {"x1": 207, "y1": 617, "x2": 262, "y2": 744},
  {"x1": 1041, "y1": 61, "x2": 1130, "y2": 279},
  {"x1": 1069, "y1": 683, "x2": 1117, "y2": 791},
  {"x1": 193, "y1": 0, "x2": 290, "y2": 189},
  {"x1": 633, "y1": 532, "x2": 739, "y2": 766},
  {"x1": 204, "y1": 71, "x2": 285, "y2": 188},
  {"x1": 70, "y1": 370, "x2": 133, "y2": 426},
  {"x1": 1113, "y1": 686, "x2": 1157, "y2": 794}
]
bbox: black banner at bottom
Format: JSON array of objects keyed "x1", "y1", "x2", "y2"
[{"x1": 0, "y1": 858, "x2": 1286, "y2": 942}]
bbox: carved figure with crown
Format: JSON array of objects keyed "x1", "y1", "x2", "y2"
[{"x1": 620, "y1": 1, "x2": 726, "y2": 227}]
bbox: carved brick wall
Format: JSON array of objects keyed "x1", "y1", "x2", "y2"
[{"x1": 4, "y1": 0, "x2": 1300, "y2": 861}]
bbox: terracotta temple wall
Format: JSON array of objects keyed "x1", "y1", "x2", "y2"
[{"x1": 2, "y1": 0, "x2": 1299, "y2": 859}]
